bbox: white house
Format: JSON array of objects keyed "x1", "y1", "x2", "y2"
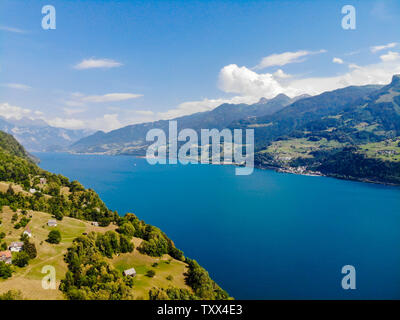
[
  {"x1": 9, "y1": 241, "x2": 24, "y2": 252},
  {"x1": 48, "y1": 219, "x2": 57, "y2": 227},
  {"x1": 91, "y1": 222, "x2": 99, "y2": 227},
  {"x1": 23, "y1": 227, "x2": 32, "y2": 238},
  {"x1": 123, "y1": 268, "x2": 136, "y2": 277},
  {"x1": 29, "y1": 188, "x2": 36, "y2": 194}
]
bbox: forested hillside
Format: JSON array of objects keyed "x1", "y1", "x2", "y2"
[
  {"x1": 0, "y1": 130, "x2": 229, "y2": 300},
  {"x1": 251, "y1": 76, "x2": 400, "y2": 184}
]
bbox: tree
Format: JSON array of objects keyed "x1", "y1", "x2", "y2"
[
  {"x1": 12, "y1": 251, "x2": 29, "y2": 267},
  {"x1": 23, "y1": 241, "x2": 37, "y2": 259},
  {"x1": 117, "y1": 223, "x2": 135, "y2": 238},
  {"x1": 119, "y1": 235, "x2": 134, "y2": 253},
  {"x1": 0, "y1": 261, "x2": 12, "y2": 279},
  {"x1": 47, "y1": 230, "x2": 61, "y2": 244}
]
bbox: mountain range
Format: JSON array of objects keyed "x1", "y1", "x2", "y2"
[
  {"x1": 0, "y1": 117, "x2": 92, "y2": 153},
  {"x1": 68, "y1": 75, "x2": 400, "y2": 184},
  {"x1": 70, "y1": 93, "x2": 308, "y2": 155}
]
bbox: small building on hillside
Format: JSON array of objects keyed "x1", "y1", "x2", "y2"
[
  {"x1": 40, "y1": 178, "x2": 47, "y2": 185},
  {"x1": 29, "y1": 188, "x2": 36, "y2": 194},
  {"x1": 0, "y1": 251, "x2": 12, "y2": 264},
  {"x1": 91, "y1": 222, "x2": 99, "y2": 227},
  {"x1": 23, "y1": 227, "x2": 32, "y2": 238},
  {"x1": 9, "y1": 241, "x2": 24, "y2": 252},
  {"x1": 123, "y1": 268, "x2": 137, "y2": 277},
  {"x1": 48, "y1": 219, "x2": 57, "y2": 227}
]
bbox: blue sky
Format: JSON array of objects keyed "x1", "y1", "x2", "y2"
[{"x1": 1, "y1": 0, "x2": 400, "y2": 131}]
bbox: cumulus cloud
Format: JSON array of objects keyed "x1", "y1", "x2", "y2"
[
  {"x1": 273, "y1": 69, "x2": 292, "y2": 79},
  {"x1": 380, "y1": 51, "x2": 400, "y2": 62},
  {"x1": 216, "y1": 51, "x2": 400, "y2": 100},
  {"x1": 157, "y1": 95, "x2": 259, "y2": 120},
  {"x1": 0, "y1": 103, "x2": 33, "y2": 119},
  {"x1": 1, "y1": 83, "x2": 31, "y2": 90},
  {"x1": 254, "y1": 49, "x2": 326, "y2": 69},
  {"x1": 218, "y1": 64, "x2": 299, "y2": 99},
  {"x1": 370, "y1": 42, "x2": 397, "y2": 53},
  {"x1": 74, "y1": 58, "x2": 123, "y2": 70},
  {"x1": 332, "y1": 57, "x2": 344, "y2": 64},
  {"x1": 47, "y1": 114, "x2": 122, "y2": 132},
  {"x1": 46, "y1": 117, "x2": 85, "y2": 130}
]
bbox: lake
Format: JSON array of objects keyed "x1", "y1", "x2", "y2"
[{"x1": 36, "y1": 152, "x2": 400, "y2": 299}]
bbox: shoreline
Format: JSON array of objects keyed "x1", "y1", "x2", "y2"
[{"x1": 41, "y1": 151, "x2": 400, "y2": 187}]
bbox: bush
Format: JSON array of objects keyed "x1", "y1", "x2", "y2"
[
  {"x1": 0, "y1": 261, "x2": 12, "y2": 279},
  {"x1": 146, "y1": 270, "x2": 156, "y2": 278},
  {"x1": 0, "y1": 290, "x2": 23, "y2": 300},
  {"x1": 47, "y1": 230, "x2": 61, "y2": 244}
]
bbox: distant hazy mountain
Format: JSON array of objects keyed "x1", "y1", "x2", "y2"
[
  {"x1": 70, "y1": 93, "x2": 305, "y2": 155},
  {"x1": 0, "y1": 117, "x2": 92, "y2": 152}
]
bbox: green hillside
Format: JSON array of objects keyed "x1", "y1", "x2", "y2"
[
  {"x1": 0, "y1": 130, "x2": 229, "y2": 300},
  {"x1": 253, "y1": 76, "x2": 400, "y2": 184},
  {"x1": 0, "y1": 131, "x2": 34, "y2": 161}
]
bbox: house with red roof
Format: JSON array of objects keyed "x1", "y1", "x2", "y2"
[{"x1": 0, "y1": 250, "x2": 12, "y2": 264}]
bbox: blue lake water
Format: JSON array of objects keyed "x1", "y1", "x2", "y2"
[{"x1": 36, "y1": 152, "x2": 400, "y2": 299}]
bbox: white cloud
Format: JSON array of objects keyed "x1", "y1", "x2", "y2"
[
  {"x1": 273, "y1": 69, "x2": 292, "y2": 79},
  {"x1": 81, "y1": 93, "x2": 143, "y2": 103},
  {"x1": 332, "y1": 57, "x2": 344, "y2": 64},
  {"x1": 0, "y1": 26, "x2": 26, "y2": 33},
  {"x1": 135, "y1": 110, "x2": 155, "y2": 116},
  {"x1": 380, "y1": 51, "x2": 400, "y2": 62},
  {"x1": 47, "y1": 114, "x2": 122, "y2": 132},
  {"x1": 216, "y1": 51, "x2": 400, "y2": 101},
  {"x1": 371, "y1": 42, "x2": 397, "y2": 53},
  {"x1": 157, "y1": 95, "x2": 259, "y2": 120},
  {"x1": 63, "y1": 108, "x2": 86, "y2": 116},
  {"x1": 1, "y1": 83, "x2": 31, "y2": 90},
  {"x1": 218, "y1": 64, "x2": 299, "y2": 99},
  {"x1": 254, "y1": 49, "x2": 326, "y2": 69},
  {"x1": 74, "y1": 58, "x2": 123, "y2": 70},
  {"x1": 0, "y1": 103, "x2": 33, "y2": 119},
  {"x1": 47, "y1": 118, "x2": 85, "y2": 130},
  {"x1": 64, "y1": 100, "x2": 86, "y2": 107}
]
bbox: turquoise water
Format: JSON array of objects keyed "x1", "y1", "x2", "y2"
[{"x1": 36, "y1": 152, "x2": 400, "y2": 299}]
